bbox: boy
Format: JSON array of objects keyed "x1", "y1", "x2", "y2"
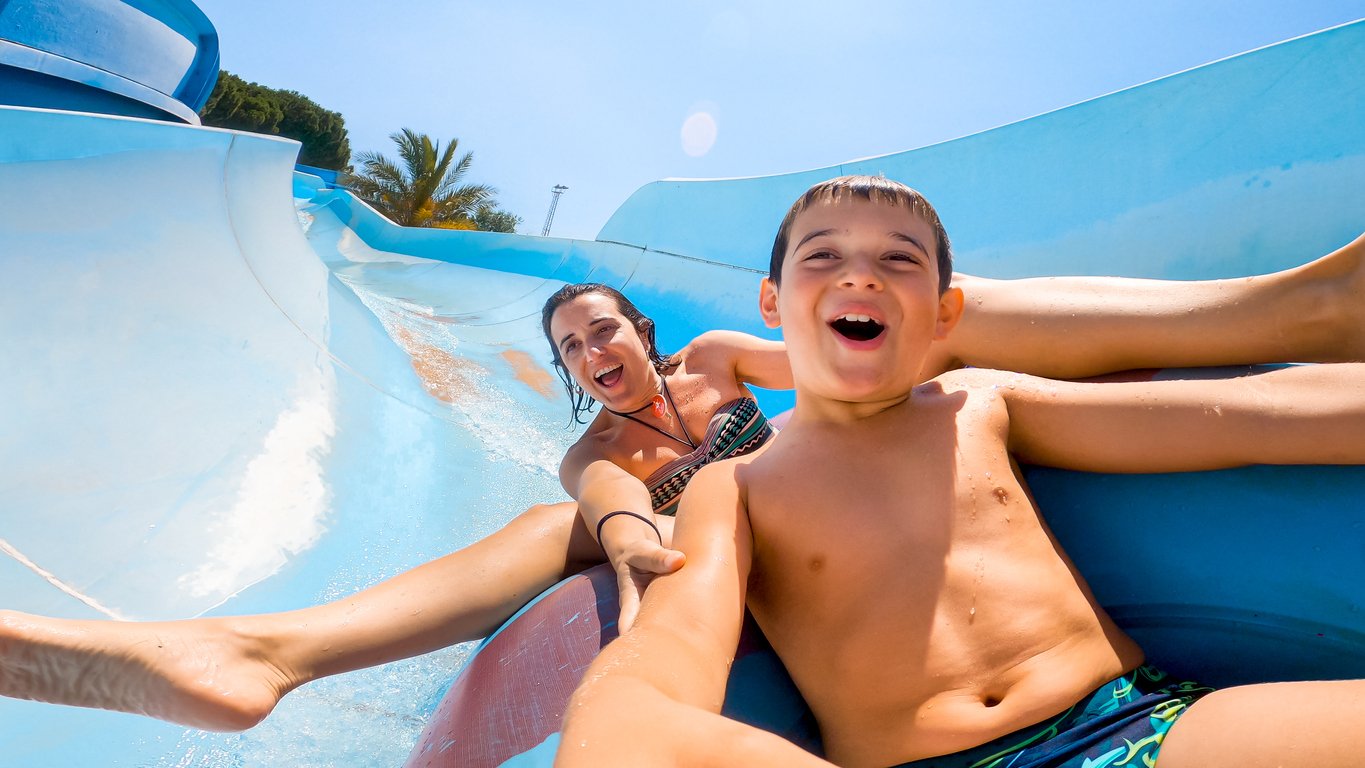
[{"x1": 557, "y1": 175, "x2": 1365, "y2": 767}]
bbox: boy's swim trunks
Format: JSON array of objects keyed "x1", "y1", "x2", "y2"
[{"x1": 890, "y1": 665, "x2": 1214, "y2": 768}]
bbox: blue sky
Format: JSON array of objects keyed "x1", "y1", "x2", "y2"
[{"x1": 192, "y1": 1, "x2": 1365, "y2": 241}]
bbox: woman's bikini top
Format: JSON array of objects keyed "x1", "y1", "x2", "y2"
[{"x1": 645, "y1": 397, "x2": 774, "y2": 516}]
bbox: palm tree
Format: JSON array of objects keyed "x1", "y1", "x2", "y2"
[{"x1": 345, "y1": 129, "x2": 502, "y2": 229}]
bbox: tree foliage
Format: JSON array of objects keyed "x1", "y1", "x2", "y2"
[
  {"x1": 200, "y1": 71, "x2": 351, "y2": 170},
  {"x1": 344, "y1": 129, "x2": 521, "y2": 232},
  {"x1": 473, "y1": 204, "x2": 521, "y2": 233}
]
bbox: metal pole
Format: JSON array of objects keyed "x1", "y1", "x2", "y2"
[{"x1": 541, "y1": 184, "x2": 568, "y2": 236}]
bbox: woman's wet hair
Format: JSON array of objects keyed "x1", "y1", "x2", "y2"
[
  {"x1": 769, "y1": 174, "x2": 953, "y2": 294},
  {"x1": 541, "y1": 283, "x2": 672, "y2": 424}
]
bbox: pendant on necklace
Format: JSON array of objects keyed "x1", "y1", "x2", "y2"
[{"x1": 651, "y1": 394, "x2": 667, "y2": 418}]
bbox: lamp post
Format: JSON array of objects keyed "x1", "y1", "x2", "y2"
[{"x1": 541, "y1": 184, "x2": 568, "y2": 236}]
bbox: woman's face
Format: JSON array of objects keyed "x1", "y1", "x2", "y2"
[{"x1": 548, "y1": 293, "x2": 657, "y2": 409}]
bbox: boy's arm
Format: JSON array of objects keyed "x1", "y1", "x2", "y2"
[
  {"x1": 998, "y1": 363, "x2": 1365, "y2": 473},
  {"x1": 557, "y1": 462, "x2": 832, "y2": 767}
]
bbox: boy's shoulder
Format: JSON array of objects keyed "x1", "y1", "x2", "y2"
[
  {"x1": 695, "y1": 440, "x2": 770, "y2": 482},
  {"x1": 928, "y1": 366, "x2": 1021, "y2": 392},
  {"x1": 672, "y1": 445, "x2": 771, "y2": 520},
  {"x1": 914, "y1": 367, "x2": 1019, "y2": 413},
  {"x1": 913, "y1": 368, "x2": 1019, "y2": 436}
]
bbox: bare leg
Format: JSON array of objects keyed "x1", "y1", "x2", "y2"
[
  {"x1": 1156, "y1": 679, "x2": 1365, "y2": 767},
  {"x1": 927, "y1": 232, "x2": 1365, "y2": 379},
  {"x1": 0, "y1": 501, "x2": 608, "y2": 731}
]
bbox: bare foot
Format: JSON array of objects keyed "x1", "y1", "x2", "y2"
[
  {"x1": 0, "y1": 610, "x2": 294, "y2": 731},
  {"x1": 1288, "y1": 231, "x2": 1365, "y2": 363}
]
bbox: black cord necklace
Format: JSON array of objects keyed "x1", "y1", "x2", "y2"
[{"x1": 604, "y1": 374, "x2": 697, "y2": 450}]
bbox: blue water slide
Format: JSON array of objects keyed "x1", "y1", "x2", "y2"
[
  {"x1": 0, "y1": 17, "x2": 1363, "y2": 768},
  {"x1": 0, "y1": 0, "x2": 219, "y2": 123}
]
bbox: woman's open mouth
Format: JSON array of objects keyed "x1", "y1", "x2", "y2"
[{"x1": 593, "y1": 363, "x2": 624, "y2": 388}]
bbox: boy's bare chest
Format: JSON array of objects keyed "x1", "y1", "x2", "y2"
[{"x1": 742, "y1": 415, "x2": 1036, "y2": 599}]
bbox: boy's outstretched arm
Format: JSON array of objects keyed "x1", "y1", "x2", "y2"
[
  {"x1": 997, "y1": 363, "x2": 1365, "y2": 473},
  {"x1": 557, "y1": 461, "x2": 832, "y2": 768}
]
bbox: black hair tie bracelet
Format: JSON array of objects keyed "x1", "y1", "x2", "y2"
[{"x1": 596, "y1": 510, "x2": 663, "y2": 554}]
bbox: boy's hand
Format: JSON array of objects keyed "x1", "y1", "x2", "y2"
[{"x1": 609, "y1": 540, "x2": 686, "y2": 632}]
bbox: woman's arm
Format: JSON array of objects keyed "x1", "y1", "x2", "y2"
[
  {"x1": 560, "y1": 445, "x2": 684, "y2": 631},
  {"x1": 558, "y1": 462, "x2": 832, "y2": 767},
  {"x1": 996, "y1": 363, "x2": 1365, "y2": 473},
  {"x1": 683, "y1": 330, "x2": 793, "y2": 391}
]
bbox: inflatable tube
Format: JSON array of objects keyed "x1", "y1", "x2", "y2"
[{"x1": 404, "y1": 563, "x2": 819, "y2": 767}]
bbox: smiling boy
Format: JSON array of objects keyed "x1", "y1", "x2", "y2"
[{"x1": 556, "y1": 175, "x2": 1365, "y2": 767}]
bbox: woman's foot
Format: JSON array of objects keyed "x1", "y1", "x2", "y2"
[
  {"x1": 1288, "y1": 231, "x2": 1365, "y2": 363},
  {"x1": 0, "y1": 610, "x2": 295, "y2": 731}
]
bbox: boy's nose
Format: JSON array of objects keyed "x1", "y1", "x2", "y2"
[{"x1": 839, "y1": 259, "x2": 883, "y2": 289}]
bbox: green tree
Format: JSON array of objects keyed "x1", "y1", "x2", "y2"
[
  {"x1": 345, "y1": 129, "x2": 519, "y2": 231},
  {"x1": 200, "y1": 72, "x2": 351, "y2": 170},
  {"x1": 473, "y1": 204, "x2": 522, "y2": 233}
]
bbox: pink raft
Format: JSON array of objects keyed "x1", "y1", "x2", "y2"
[{"x1": 403, "y1": 563, "x2": 818, "y2": 767}]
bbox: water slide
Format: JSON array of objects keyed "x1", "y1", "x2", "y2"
[{"x1": 2, "y1": 16, "x2": 1365, "y2": 768}]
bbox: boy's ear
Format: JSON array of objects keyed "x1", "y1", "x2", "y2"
[
  {"x1": 759, "y1": 278, "x2": 782, "y2": 328},
  {"x1": 934, "y1": 286, "x2": 965, "y2": 340}
]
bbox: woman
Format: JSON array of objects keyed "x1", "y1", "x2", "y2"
[{"x1": 1, "y1": 234, "x2": 1362, "y2": 731}]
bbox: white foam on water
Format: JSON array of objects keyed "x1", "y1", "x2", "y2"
[{"x1": 178, "y1": 375, "x2": 338, "y2": 603}]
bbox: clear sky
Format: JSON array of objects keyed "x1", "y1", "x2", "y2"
[{"x1": 192, "y1": 1, "x2": 1365, "y2": 241}]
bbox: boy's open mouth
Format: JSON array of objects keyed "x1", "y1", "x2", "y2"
[{"x1": 830, "y1": 314, "x2": 885, "y2": 342}]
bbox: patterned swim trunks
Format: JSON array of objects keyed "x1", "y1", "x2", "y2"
[{"x1": 890, "y1": 666, "x2": 1214, "y2": 768}]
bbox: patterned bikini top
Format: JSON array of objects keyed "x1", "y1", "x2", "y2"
[{"x1": 645, "y1": 397, "x2": 774, "y2": 517}]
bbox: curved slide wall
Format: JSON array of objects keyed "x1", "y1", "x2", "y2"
[
  {"x1": 0, "y1": 0, "x2": 220, "y2": 123},
  {"x1": 0, "y1": 18, "x2": 1363, "y2": 768}
]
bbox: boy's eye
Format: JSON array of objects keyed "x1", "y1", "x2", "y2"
[
  {"x1": 887, "y1": 252, "x2": 919, "y2": 263},
  {"x1": 805, "y1": 250, "x2": 836, "y2": 260}
]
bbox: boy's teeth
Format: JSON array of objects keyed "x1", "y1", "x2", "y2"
[{"x1": 840, "y1": 313, "x2": 873, "y2": 323}]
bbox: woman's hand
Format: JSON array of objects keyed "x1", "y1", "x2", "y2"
[{"x1": 608, "y1": 537, "x2": 686, "y2": 632}]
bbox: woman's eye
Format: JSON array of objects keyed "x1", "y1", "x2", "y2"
[
  {"x1": 565, "y1": 341, "x2": 580, "y2": 353},
  {"x1": 597, "y1": 324, "x2": 615, "y2": 336}
]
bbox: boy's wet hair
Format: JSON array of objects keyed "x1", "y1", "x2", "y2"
[
  {"x1": 768, "y1": 175, "x2": 953, "y2": 294},
  {"x1": 541, "y1": 283, "x2": 672, "y2": 424}
]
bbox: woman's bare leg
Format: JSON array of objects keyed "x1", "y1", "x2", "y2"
[
  {"x1": 0, "y1": 501, "x2": 605, "y2": 731},
  {"x1": 1156, "y1": 679, "x2": 1365, "y2": 767},
  {"x1": 927, "y1": 232, "x2": 1365, "y2": 379}
]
